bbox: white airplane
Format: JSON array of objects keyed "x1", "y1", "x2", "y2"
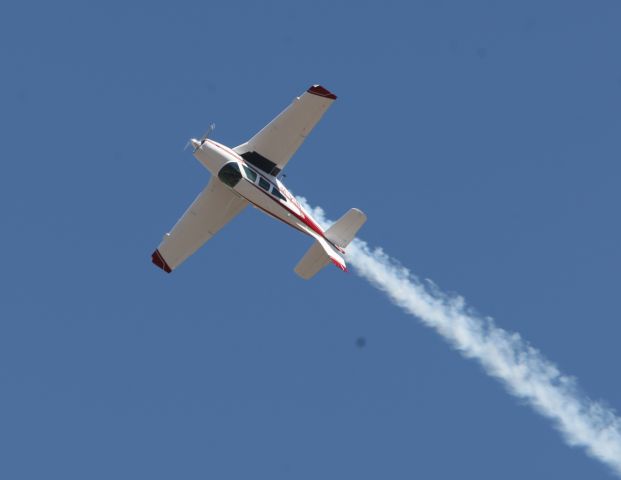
[{"x1": 152, "y1": 85, "x2": 367, "y2": 279}]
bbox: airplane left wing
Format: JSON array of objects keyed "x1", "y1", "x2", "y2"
[
  {"x1": 152, "y1": 178, "x2": 248, "y2": 273},
  {"x1": 233, "y1": 85, "x2": 337, "y2": 176}
]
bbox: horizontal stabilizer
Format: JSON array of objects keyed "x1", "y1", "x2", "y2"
[
  {"x1": 294, "y1": 241, "x2": 331, "y2": 280},
  {"x1": 325, "y1": 208, "x2": 367, "y2": 248},
  {"x1": 295, "y1": 235, "x2": 346, "y2": 280}
]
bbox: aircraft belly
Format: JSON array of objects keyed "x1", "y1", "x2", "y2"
[{"x1": 235, "y1": 180, "x2": 311, "y2": 235}]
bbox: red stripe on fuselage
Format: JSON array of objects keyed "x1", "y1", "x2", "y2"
[
  {"x1": 331, "y1": 258, "x2": 348, "y2": 272},
  {"x1": 242, "y1": 180, "x2": 319, "y2": 238},
  {"x1": 253, "y1": 183, "x2": 325, "y2": 238},
  {"x1": 204, "y1": 140, "x2": 336, "y2": 246},
  {"x1": 205, "y1": 139, "x2": 246, "y2": 162},
  {"x1": 300, "y1": 213, "x2": 324, "y2": 237},
  {"x1": 250, "y1": 200, "x2": 310, "y2": 237}
]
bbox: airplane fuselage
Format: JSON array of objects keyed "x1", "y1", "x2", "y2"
[{"x1": 194, "y1": 139, "x2": 336, "y2": 249}]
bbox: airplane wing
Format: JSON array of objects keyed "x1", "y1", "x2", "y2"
[
  {"x1": 233, "y1": 85, "x2": 337, "y2": 176},
  {"x1": 152, "y1": 178, "x2": 248, "y2": 272}
]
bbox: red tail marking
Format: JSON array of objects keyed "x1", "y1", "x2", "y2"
[{"x1": 331, "y1": 258, "x2": 348, "y2": 272}]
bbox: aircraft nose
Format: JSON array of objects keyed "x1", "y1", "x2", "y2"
[{"x1": 190, "y1": 138, "x2": 201, "y2": 149}]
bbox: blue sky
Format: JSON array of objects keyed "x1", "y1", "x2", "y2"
[{"x1": 2, "y1": 1, "x2": 621, "y2": 478}]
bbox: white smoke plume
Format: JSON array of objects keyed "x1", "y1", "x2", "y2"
[{"x1": 299, "y1": 198, "x2": 621, "y2": 476}]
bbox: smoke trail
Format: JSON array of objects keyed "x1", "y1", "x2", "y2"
[{"x1": 300, "y1": 199, "x2": 621, "y2": 476}]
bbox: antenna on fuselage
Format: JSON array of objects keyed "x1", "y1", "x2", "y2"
[{"x1": 185, "y1": 122, "x2": 216, "y2": 152}]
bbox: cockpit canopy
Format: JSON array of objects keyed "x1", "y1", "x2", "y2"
[{"x1": 218, "y1": 161, "x2": 287, "y2": 202}]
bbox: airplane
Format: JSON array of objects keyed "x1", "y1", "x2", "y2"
[{"x1": 151, "y1": 85, "x2": 367, "y2": 279}]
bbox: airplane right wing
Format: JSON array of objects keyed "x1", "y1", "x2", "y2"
[
  {"x1": 152, "y1": 177, "x2": 248, "y2": 273},
  {"x1": 233, "y1": 85, "x2": 337, "y2": 176}
]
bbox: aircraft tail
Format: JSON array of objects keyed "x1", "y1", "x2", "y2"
[
  {"x1": 295, "y1": 208, "x2": 367, "y2": 280},
  {"x1": 325, "y1": 208, "x2": 367, "y2": 249}
]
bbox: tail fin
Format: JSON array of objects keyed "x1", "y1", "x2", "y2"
[{"x1": 294, "y1": 208, "x2": 367, "y2": 280}]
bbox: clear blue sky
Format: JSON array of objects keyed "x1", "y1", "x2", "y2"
[{"x1": 2, "y1": 1, "x2": 621, "y2": 478}]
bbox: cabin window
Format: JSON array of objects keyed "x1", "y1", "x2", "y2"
[
  {"x1": 218, "y1": 162, "x2": 242, "y2": 188},
  {"x1": 271, "y1": 186, "x2": 286, "y2": 201},
  {"x1": 258, "y1": 177, "x2": 270, "y2": 191},
  {"x1": 241, "y1": 164, "x2": 257, "y2": 182}
]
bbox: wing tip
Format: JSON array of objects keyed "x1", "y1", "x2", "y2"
[
  {"x1": 307, "y1": 84, "x2": 337, "y2": 100},
  {"x1": 151, "y1": 249, "x2": 172, "y2": 273}
]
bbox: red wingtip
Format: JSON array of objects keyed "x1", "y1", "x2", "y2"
[
  {"x1": 307, "y1": 84, "x2": 337, "y2": 100},
  {"x1": 151, "y1": 249, "x2": 172, "y2": 273}
]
